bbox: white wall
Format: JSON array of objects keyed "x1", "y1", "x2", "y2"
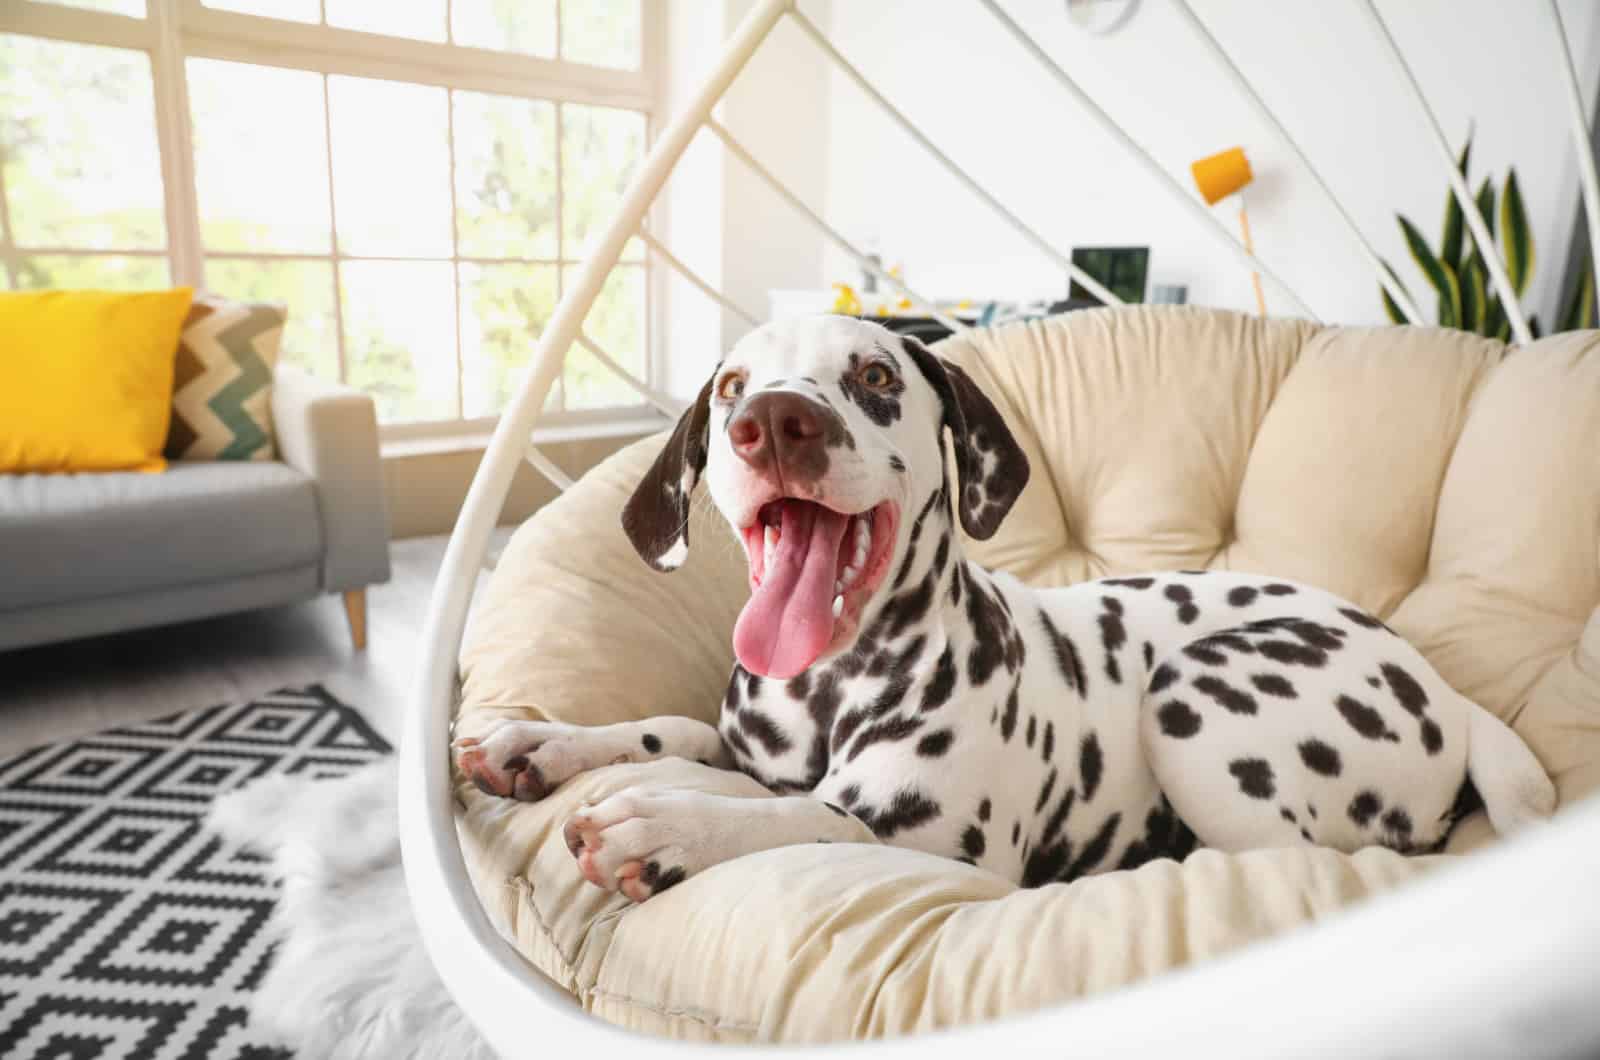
[{"x1": 661, "y1": 0, "x2": 1600, "y2": 358}]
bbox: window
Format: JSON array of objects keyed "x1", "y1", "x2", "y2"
[{"x1": 0, "y1": 0, "x2": 658, "y2": 433}]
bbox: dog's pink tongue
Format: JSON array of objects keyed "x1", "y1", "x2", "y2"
[{"x1": 734, "y1": 500, "x2": 849, "y2": 679}]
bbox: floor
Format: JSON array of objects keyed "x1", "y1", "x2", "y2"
[{"x1": 0, "y1": 532, "x2": 507, "y2": 757}]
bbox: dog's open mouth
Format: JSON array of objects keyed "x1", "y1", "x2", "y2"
[{"x1": 734, "y1": 497, "x2": 899, "y2": 679}]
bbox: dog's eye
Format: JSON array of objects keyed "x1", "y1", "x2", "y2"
[
  {"x1": 860, "y1": 363, "x2": 894, "y2": 389},
  {"x1": 716, "y1": 373, "x2": 746, "y2": 401}
]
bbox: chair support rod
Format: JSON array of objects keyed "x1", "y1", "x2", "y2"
[
  {"x1": 637, "y1": 227, "x2": 763, "y2": 329},
  {"x1": 1546, "y1": 0, "x2": 1600, "y2": 308},
  {"x1": 576, "y1": 330, "x2": 688, "y2": 418}
]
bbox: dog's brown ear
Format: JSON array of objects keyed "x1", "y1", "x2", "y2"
[
  {"x1": 621, "y1": 376, "x2": 715, "y2": 571},
  {"x1": 902, "y1": 335, "x2": 1029, "y2": 540}
]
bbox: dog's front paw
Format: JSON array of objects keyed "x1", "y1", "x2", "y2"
[
  {"x1": 453, "y1": 720, "x2": 627, "y2": 802},
  {"x1": 562, "y1": 788, "x2": 716, "y2": 903}
]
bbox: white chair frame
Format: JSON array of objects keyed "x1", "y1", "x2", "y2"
[{"x1": 398, "y1": 2, "x2": 1600, "y2": 1054}]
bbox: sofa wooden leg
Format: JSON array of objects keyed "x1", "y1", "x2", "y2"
[{"x1": 342, "y1": 589, "x2": 368, "y2": 651}]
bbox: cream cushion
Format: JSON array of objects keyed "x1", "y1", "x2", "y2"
[{"x1": 454, "y1": 307, "x2": 1600, "y2": 1042}]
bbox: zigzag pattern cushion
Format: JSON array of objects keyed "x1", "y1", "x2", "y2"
[{"x1": 166, "y1": 292, "x2": 285, "y2": 461}]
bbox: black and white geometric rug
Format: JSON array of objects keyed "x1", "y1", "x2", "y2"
[{"x1": 0, "y1": 685, "x2": 391, "y2": 1059}]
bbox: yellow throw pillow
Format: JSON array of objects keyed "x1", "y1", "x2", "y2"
[{"x1": 0, "y1": 287, "x2": 194, "y2": 473}]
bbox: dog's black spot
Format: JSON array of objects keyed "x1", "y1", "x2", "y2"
[
  {"x1": 1064, "y1": 811, "x2": 1121, "y2": 880},
  {"x1": 1339, "y1": 607, "x2": 1394, "y2": 633},
  {"x1": 1157, "y1": 699, "x2": 1203, "y2": 738},
  {"x1": 838, "y1": 784, "x2": 860, "y2": 806},
  {"x1": 724, "y1": 668, "x2": 744, "y2": 711},
  {"x1": 866, "y1": 671, "x2": 915, "y2": 720},
  {"x1": 858, "y1": 787, "x2": 941, "y2": 839},
  {"x1": 878, "y1": 566, "x2": 939, "y2": 642},
  {"x1": 847, "y1": 712, "x2": 923, "y2": 763},
  {"x1": 1116, "y1": 798, "x2": 1196, "y2": 871},
  {"x1": 1099, "y1": 596, "x2": 1127, "y2": 684},
  {"x1": 1193, "y1": 674, "x2": 1257, "y2": 715},
  {"x1": 1258, "y1": 640, "x2": 1328, "y2": 667},
  {"x1": 831, "y1": 707, "x2": 867, "y2": 754},
  {"x1": 838, "y1": 352, "x2": 905, "y2": 427},
  {"x1": 1336, "y1": 695, "x2": 1401, "y2": 742},
  {"x1": 724, "y1": 726, "x2": 751, "y2": 759},
  {"x1": 966, "y1": 579, "x2": 1021, "y2": 686},
  {"x1": 1379, "y1": 662, "x2": 1428, "y2": 715},
  {"x1": 889, "y1": 454, "x2": 906, "y2": 472},
  {"x1": 1262, "y1": 583, "x2": 1297, "y2": 596},
  {"x1": 978, "y1": 797, "x2": 992, "y2": 823},
  {"x1": 962, "y1": 824, "x2": 987, "y2": 860},
  {"x1": 1367, "y1": 675, "x2": 1381, "y2": 688},
  {"x1": 921, "y1": 644, "x2": 958, "y2": 712},
  {"x1": 640, "y1": 860, "x2": 661, "y2": 885},
  {"x1": 1298, "y1": 738, "x2": 1342, "y2": 776},
  {"x1": 1102, "y1": 577, "x2": 1155, "y2": 589},
  {"x1": 653, "y1": 866, "x2": 687, "y2": 893},
  {"x1": 1149, "y1": 662, "x2": 1179, "y2": 693},
  {"x1": 1025, "y1": 715, "x2": 1037, "y2": 748},
  {"x1": 1143, "y1": 641, "x2": 1154, "y2": 669},
  {"x1": 916, "y1": 728, "x2": 955, "y2": 758},
  {"x1": 930, "y1": 531, "x2": 950, "y2": 577},
  {"x1": 805, "y1": 671, "x2": 844, "y2": 783},
  {"x1": 999, "y1": 685, "x2": 1020, "y2": 741},
  {"x1": 1079, "y1": 732, "x2": 1104, "y2": 801},
  {"x1": 1381, "y1": 806, "x2": 1413, "y2": 845},
  {"x1": 1184, "y1": 642, "x2": 1227, "y2": 666},
  {"x1": 739, "y1": 708, "x2": 791, "y2": 755},
  {"x1": 787, "y1": 672, "x2": 810, "y2": 699},
  {"x1": 1041, "y1": 720, "x2": 1055, "y2": 761},
  {"x1": 1280, "y1": 806, "x2": 1297, "y2": 824},
  {"x1": 1039, "y1": 610, "x2": 1088, "y2": 695},
  {"x1": 1307, "y1": 803, "x2": 1318, "y2": 819},
  {"x1": 1228, "y1": 586, "x2": 1259, "y2": 607},
  {"x1": 1347, "y1": 790, "x2": 1382, "y2": 827},
  {"x1": 1420, "y1": 718, "x2": 1443, "y2": 755},
  {"x1": 641, "y1": 733, "x2": 662, "y2": 754},
  {"x1": 1250, "y1": 673, "x2": 1297, "y2": 698},
  {"x1": 1229, "y1": 757, "x2": 1276, "y2": 799},
  {"x1": 1164, "y1": 583, "x2": 1199, "y2": 624},
  {"x1": 1299, "y1": 828, "x2": 1313, "y2": 842},
  {"x1": 1035, "y1": 768, "x2": 1058, "y2": 813},
  {"x1": 745, "y1": 671, "x2": 763, "y2": 700},
  {"x1": 824, "y1": 801, "x2": 848, "y2": 817}
]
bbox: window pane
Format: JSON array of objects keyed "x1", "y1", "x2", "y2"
[
  {"x1": 0, "y1": 35, "x2": 164, "y2": 250},
  {"x1": 560, "y1": 0, "x2": 639, "y2": 70},
  {"x1": 16, "y1": 254, "x2": 169, "y2": 290},
  {"x1": 326, "y1": 0, "x2": 445, "y2": 42},
  {"x1": 561, "y1": 265, "x2": 644, "y2": 410},
  {"x1": 327, "y1": 76, "x2": 451, "y2": 258},
  {"x1": 25, "y1": 0, "x2": 145, "y2": 16},
  {"x1": 189, "y1": 61, "x2": 332, "y2": 254},
  {"x1": 341, "y1": 260, "x2": 456, "y2": 422},
  {"x1": 459, "y1": 263, "x2": 556, "y2": 418},
  {"x1": 453, "y1": 91, "x2": 556, "y2": 260},
  {"x1": 205, "y1": 258, "x2": 338, "y2": 382},
  {"x1": 451, "y1": 0, "x2": 555, "y2": 57},
  {"x1": 200, "y1": 0, "x2": 317, "y2": 21},
  {"x1": 561, "y1": 103, "x2": 644, "y2": 261}
]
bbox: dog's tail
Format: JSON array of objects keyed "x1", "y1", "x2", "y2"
[{"x1": 1462, "y1": 696, "x2": 1556, "y2": 835}]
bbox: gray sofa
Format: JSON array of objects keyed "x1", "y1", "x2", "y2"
[{"x1": 0, "y1": 366, "x2": 391, "y2": 652}]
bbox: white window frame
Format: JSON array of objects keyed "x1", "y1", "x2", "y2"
[{"x1": 0, "y1": 0, "x2": 666, "y2": 442}]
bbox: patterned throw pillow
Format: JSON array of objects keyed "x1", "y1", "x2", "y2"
[{"x1": 166, "y1": 292, "x2": 286, "y2": 461}]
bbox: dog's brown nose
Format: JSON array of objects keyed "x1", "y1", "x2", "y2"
[{"x1": 728, "y1": 391, "x2": 834, "y2": 483}]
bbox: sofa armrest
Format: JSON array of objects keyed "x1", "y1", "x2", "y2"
[{"x1": 272, "y1": 365, "x2": 391, "y2": 592}]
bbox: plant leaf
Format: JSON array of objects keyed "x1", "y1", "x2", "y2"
[
  {"x1": 1400, "y1": 214, "x2": 1458, "y2": 327},
  {"x1": 1378, "y1": 258, "x2": 1413, "y2": 324},
  {"x1": 1461, "y1": 252, "x2": 1488, "y2": 334},
  {"x1": 1475, "y1": 178, "x2": 1496, "y2": 243},
  {"x1": 1558, "y1": 249, "x2": 1596, "y2": 332},
  {"x1": 1440, "y1": 136, "x2": 1472, "y2": 269},
  {"x1": 1500, "y1": 168, "x2": 1534, "y2": 297}
]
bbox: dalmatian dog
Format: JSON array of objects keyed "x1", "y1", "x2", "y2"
[{"x1": 455, "y1": 315, "x2": 1555, "y2": 903}]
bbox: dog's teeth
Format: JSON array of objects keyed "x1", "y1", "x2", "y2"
[
  {"x1": 841, "y1": 563, "x2": 860, "y2": 588},
  {"x1": 831, "y1": 594, "x2": 844, "y2": 618},
  {"x1": 834, "y1": 579, "x2": 843, "y2": 593}
]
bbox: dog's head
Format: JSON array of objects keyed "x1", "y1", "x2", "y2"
[{"x1": 623, "y1": 315, "x2": 1028, "y2": 678}]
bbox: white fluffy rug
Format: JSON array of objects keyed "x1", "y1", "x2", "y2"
[{"x1": 207, "y1": 762, "x2": 493, "y2": 1059}]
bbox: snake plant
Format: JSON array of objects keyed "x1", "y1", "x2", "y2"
[{"x1": 1380, "y1": 133, "x2": 1597, "y2": 337}]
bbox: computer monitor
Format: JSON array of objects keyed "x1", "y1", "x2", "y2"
[{"x1": 1069, "y1": 246, "x2": 1150, "y2": 305}]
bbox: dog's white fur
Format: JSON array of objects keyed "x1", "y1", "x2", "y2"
[{"x1": 206, "y1": 763, "x2": 490, "y2": 1060}]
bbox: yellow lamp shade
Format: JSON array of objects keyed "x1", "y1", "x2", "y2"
[{"x1": 1192, "y1": 146, "x2": 1254, "y2": 205}]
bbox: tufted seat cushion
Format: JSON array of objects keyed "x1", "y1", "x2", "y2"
[{"x1": 452, "y1": 307, "x2": 1600, "y2": 1042}]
